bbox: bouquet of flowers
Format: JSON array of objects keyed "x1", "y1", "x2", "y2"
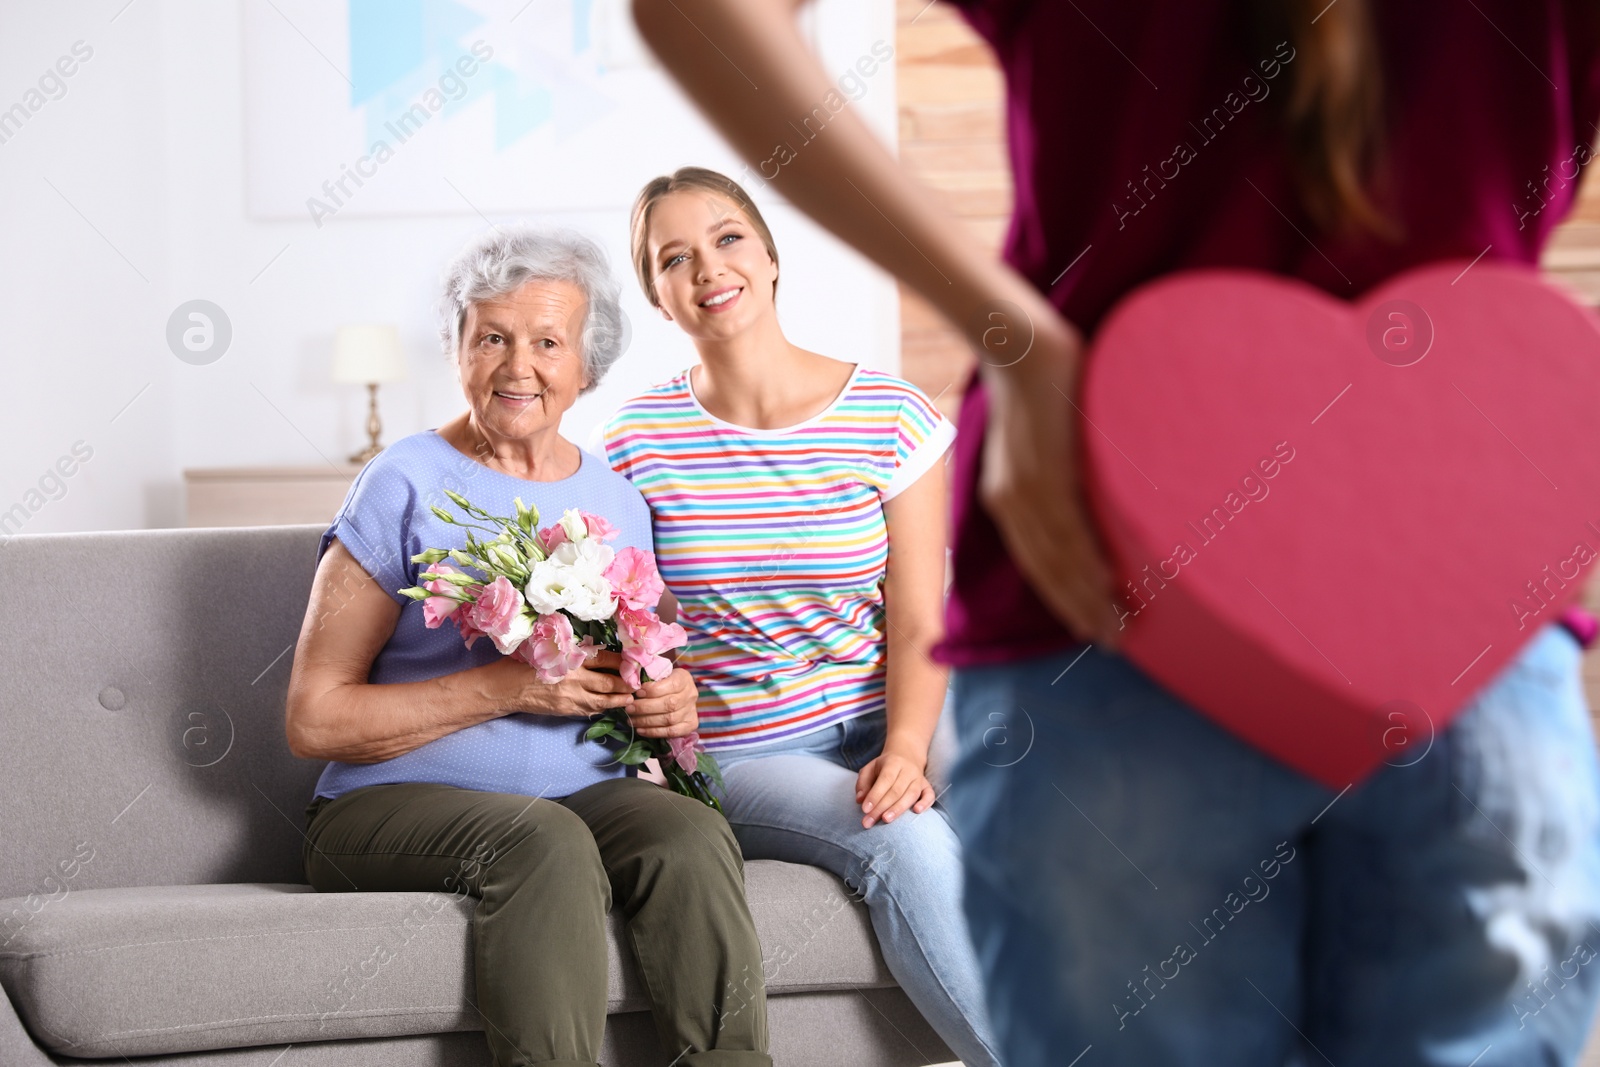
[{"x1": 398, "y1": 489, "x2": 724, "y2": 809}]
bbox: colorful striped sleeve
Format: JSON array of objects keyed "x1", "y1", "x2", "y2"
[{"x1": 883, "y1": 381, "x2": 956, "y2": 500}]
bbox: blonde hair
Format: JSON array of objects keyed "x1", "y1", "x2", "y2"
[{"x1": 629, "y1": 166, "x2": 780, "y2": 308}]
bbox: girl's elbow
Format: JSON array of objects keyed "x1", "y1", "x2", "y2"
[{"x1": 630, "y1": 0, "x2": 671, "y2": 43}]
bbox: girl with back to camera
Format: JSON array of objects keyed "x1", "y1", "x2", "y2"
[
  {"x1": 629, "y1": 1, "x2": 1600, "y2": 1065},
  {"x1": 596, "y1": 166, "x2": 1002, "y2": 1067}
]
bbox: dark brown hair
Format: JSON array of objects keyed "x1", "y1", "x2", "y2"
[
  {"x1": 1278, "y1": 0, "x2": 1400, "y2": 241},
  {"x1": 629, "y1": 167, "x2": 781, "y2": 308}
]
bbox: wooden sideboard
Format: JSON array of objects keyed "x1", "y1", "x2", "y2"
[{"x1": 183, "y1": 465, "x2": 363, "y2": 527}]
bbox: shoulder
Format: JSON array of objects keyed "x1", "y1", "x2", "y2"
[
  {"x1": 322, "y1": 433, "x2": 449, "y2": 594},
  {"x1": 598, "y1": 370, "x2": 697, "y2": 466},
  {"x1": 576, "y1": 445, "x2": 649, "y2": 498},
  {"x1": 573, "y1": 446, "x2": 654, "y2": 549},
  {"x1": 338, "y1": 431, "x2": 449, "y2": 514},
  {"x1": 848, "y1": 368, "x2": 941, "y2": 405},
  {"x1": 352, "y1": 431, "x2": 448, "y2": 491},
  {"x1": 606, "y1": 371, "x2": 694, "y2": 425},
  {"x1": 842, "y1": 368, "x2": 950, "y2": 429},
  {"x1": 840, "y1": 371, "x2": 955, "y2": 498}
]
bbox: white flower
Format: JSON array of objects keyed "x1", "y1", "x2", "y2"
[
  {"x1": 552, "y1": 537, "x2": 615, "y2": 573},
  {"x1": 558, "y1": 508, "x2": 590, "y2": 543},
  {"x1": 564, "y1": 568, "x2": 616, "y2": 621},
  {"x1": 490, "y1": 610, "x2": 536, "y2": 656},
  {"x1": 525, "y1": 536, "x2": 616, "y2": 622},
  {"x1": 525, "y1": 561, "x2": 576, "y2": 615}
]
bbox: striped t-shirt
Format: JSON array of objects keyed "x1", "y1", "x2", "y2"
[{"x1": 599, "y1": 365, "x2": 956, "y2": 749}]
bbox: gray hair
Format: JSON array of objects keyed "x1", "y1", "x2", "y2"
[{"x1": 437, "y1": 225, "x2": 628, "y2": 394}]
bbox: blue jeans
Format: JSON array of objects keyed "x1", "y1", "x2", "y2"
[
  {"x1": 714, "y1": 708, "x2": 1003, "y2": 1067},
  {"x1": 947, "y1": 622, "x2": 1600, "y2": 1067}
]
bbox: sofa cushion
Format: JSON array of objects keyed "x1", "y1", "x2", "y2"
[{"x1": 0, "y1": 862, "x2": 892, "y2": 1059}]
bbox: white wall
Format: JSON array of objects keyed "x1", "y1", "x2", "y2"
[
  {"x1": 0, "y1": 0, "x2": 900, "y2": 535},
  {"x1": 0, "y1": 3, "x2": 175, "y2": 536}
]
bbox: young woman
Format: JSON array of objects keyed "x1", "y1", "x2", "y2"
[
  {"x1": 628, "y1": 3, "x2": 1600, "y2": 1066},
  {"x1": 595, "y1": 167, "x2": 1001, "y2": 1067}
]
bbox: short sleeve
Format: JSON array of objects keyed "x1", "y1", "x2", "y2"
[
  {"x1": 938, "y1": 0, "x2": 1036, "y2": 46},
  {"x1": 582, "y1": 418, "x2": 611, "y2": 464},
  {"x1": 1563, "y1": 0, "x2": 1600, "y2": 147},
  {"x1": 883, "y1": 385, "x2": 957, "y2": 501},
  {"x1": 319, "y1": 452, "x2": 421, "y2": 604}
]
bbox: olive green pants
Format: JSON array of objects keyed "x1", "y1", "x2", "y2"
[{"x1": 303, "y1": 777, "x2": 770, "y2": 1067}]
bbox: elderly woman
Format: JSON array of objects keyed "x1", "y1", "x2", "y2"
[{"x1": 284, "y1": 226, "x2": 771, "y2": 1067}]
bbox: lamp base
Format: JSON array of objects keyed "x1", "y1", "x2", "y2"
[{"x1": 350, "y1": 382, "x2": 385, "y2": 465}]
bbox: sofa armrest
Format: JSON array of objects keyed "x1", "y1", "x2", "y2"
[{"x1": 0, "y1": 982, "x2": 52, "y2": 1067}]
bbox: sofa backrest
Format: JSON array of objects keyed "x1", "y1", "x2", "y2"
[{"x1": 0, "y1": 525, "x2": 327, "y2": 900}]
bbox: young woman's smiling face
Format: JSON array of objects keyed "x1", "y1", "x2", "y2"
[{"x1": 645, "y1": 189, "x2": 778, "y2": 341}]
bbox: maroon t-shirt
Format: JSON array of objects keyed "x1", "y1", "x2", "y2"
[{"x1": 934, "y1": 0, "x2": 1600, "y2": 665}]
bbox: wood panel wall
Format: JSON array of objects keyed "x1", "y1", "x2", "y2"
[{"x1": 893, "y1": 0, "x2": 1007, "y2": 421}]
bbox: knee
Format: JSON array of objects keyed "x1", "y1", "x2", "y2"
[
  {"x1": 480, "y1": 798, "x2": 604, "y2": 889},
  {"x1": 848, "y1": 808, "x2": 963, "y2": 894},
  {"x1": 636, "y1": 796, "x2": 743, "y2": 877}
]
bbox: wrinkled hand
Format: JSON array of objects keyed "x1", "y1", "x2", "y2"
[
  {"x1": 854, "y1": 750, "x2": 935, "y2": 829},
  {"x1": 625, "y1": 667, "x2": 699, "y2": 739},
  {"x1": 491, "y1": 649, "x2": 636, "y2": 718},
  {"x1": 979, "y1": 326, "x2": 1122, "y2": 648}
]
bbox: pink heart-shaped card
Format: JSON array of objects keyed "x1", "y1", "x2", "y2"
[{"x1": 1079, "y1": 261, "x2": 1600, "y2": 788}]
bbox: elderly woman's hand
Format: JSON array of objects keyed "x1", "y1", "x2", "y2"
[
  {"x1": 488, "y1": 649, "x2": 639, "y2": 719},
  {"x1": 624, "y1": 668, "x2": 699, "y2": 739}
]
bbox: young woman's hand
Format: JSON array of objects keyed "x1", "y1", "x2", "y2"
[
  {"x1": 854, "y1": 748, "x2": 936, "y2": 830},
  {"x1": 978, "y1": 321, "x2": 1124, "y2": 649},
  {"x1": 625, "y1": 667, "x2": 699, "y2": 739}
]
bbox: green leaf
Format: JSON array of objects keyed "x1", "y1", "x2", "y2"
[
  {"x1": 697, "y1": 751, "x2": 726, "y2": 791},
  {"x1": 616, "y1": 741, "x2": 651, "y2": 765},
  {"x1": 584, "y1": 721, "x2": 617, "y2": 741}
]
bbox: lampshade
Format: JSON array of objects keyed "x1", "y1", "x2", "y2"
[{"x1": 331, "y1": 325, "x2": 409, "y2": 384}]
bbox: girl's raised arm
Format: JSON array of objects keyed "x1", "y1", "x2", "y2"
[{"x1": 630, "y1": 0, "x2": 1121, "y2": 643}]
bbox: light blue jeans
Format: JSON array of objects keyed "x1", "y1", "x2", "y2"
[
  {"x1": 713, "y1": 708, "x2": 1004, "y2": 1067},
  {"x1": 946, "y1": 621, "x2": 1600, "y2": 1066}
]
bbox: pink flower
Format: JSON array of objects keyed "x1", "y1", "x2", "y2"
[
  {"x1": 461, "y1": 576, "x2": 533, "y2": 655},
  {"x1": 616, "y1": 605, "x2": 688, "y2": 689},
  {"x1": 420, "y1": 564, "x2": 465, "y2": 629},
  {"x1": 667, "y1": 733, "x2": 702, "y2": 774},
  {"x1": 538, "y1": 523, "x2": 568, "y2": 553},
  {"x1": 517, "y1": 612, "x2": 595, "y2": 683},
  {"x1": 454, "y1": 599, "x2": 489, "y2": 649},
  {"x1": 604, "y1": 547, "x2": 665, "y2": 611},
  {"x1": 580, "y1": 511, "x2": 620, "y2": 542}
]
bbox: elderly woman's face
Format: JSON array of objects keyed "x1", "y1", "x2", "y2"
[{"x1": 455, "y1": 278, "x2": 589, "y2": 440}]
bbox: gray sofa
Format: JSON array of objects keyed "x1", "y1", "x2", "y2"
[{"x1": 0, "y1": 525, "x2": 956, "y2": 1066}]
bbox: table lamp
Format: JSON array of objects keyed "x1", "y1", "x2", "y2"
[{"x1": 331, "y1": 324, "x2": 409, "y2": 464}]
